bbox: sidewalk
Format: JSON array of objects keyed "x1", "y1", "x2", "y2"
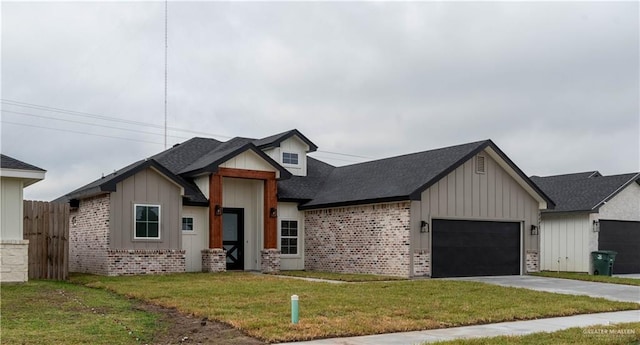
[{"x1": 279, "y1": 310, "x2": 640, "y2": 345}]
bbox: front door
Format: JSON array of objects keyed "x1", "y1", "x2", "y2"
[{"x1": 223, "y1": 208, "x2": 244, "y2": 270}]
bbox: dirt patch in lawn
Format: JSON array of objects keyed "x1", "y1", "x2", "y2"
[{"x1": 137, "y1": 303, "x2": 265, "y2": 345}]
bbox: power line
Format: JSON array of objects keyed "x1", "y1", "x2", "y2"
[
  {"x1": 2, "y1": 121, "x2": 165, "y2": 145},
  {"x1": 1, "y1": 109, "x2": 189, "y2": 140},
  {"x1": 0, "y1": 99, "x2": 232, "y2": 138},
  {"x1": 1, "y1": 99, "x2": 378, "y2": 161}
]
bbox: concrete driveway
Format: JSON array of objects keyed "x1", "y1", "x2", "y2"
[{"x1": 448, "y1": 275, "x2": 640, "y2": 303}]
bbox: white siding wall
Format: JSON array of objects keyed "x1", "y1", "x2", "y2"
[
  {"x1": 598, "y1": 182, "x2": 640, "y2": 221},
  {"x1": 220, "y1": 150, "x2": 280, "y2": 177},
  {"x1": 540, "y1": 213, "x2": 594, "y2": 273},
  {"x1": 181, "y1": 206, "x2": 209, "y2": 272},
  {"x1": 264, "y1": 136, "x2": 309, "y2": 176},
  {"x1": 278, "y1": 202, "x2": 305, "y2": 270},
  {"x1": 0, "y1": 178, "x2": 24, "y2": 240},
  {"x1": 195, "y1": 175, "x2": 209, "y2": 199},
  {"x1": 222, "y1": 177, "x2": 264, "y2": 271}
]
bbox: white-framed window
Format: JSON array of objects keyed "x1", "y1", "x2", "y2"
[
  {"x1": 182, "y1": 217, "x2": 194, "y2": 232},
  {"x1": 134, "y1": 204, "x2": 161, "y2": 239},
  {"x1": 282, "y1": 152, "x2": 299, "y2": 165},
  {"x1": 280, "y1": 220, "x2": 298, "y2": 255}
]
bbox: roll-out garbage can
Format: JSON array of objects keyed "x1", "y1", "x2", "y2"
[{"x1": 591, "y1": 250, "x2": 617, "y2": 276}]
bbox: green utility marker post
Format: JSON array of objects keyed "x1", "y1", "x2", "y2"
[{"x1": 291, "y1": 294, "x2": 299, "y2": 324}]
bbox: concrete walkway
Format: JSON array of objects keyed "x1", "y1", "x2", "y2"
[
  {"x1": 279, "y1": 276, "x2": 640, "y2": 344},
  {"x1": 449, "y1": 275, "x2": 640, "y2": 303},
  {"x1": 280, "y1": 310, "x2": 640, "y2": 345}
]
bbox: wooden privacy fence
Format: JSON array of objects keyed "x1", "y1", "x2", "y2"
[{"x1": 23, "y1": 200, "x2": 70, "y2": 280}]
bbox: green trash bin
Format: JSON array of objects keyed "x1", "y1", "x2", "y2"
[{"x1": 591, "y1": 250, "x2": 617, "y2": 276}]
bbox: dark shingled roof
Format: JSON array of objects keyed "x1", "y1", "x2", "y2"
[
  {"x1": 253, "y1": 129, "x2": 318, "y2": 152},
  {"x1": 1, "y1": 154, "x2": 45, "y2": 172},
  {"x1": 531, "y1": 172, "x2": 640, "y2": 213},
  {"x1": 278, "y1": 157, "x2": 335, "y2": 202},
  {"x1": 299, "y1": 140, "x2": 489, "y2": 208}
]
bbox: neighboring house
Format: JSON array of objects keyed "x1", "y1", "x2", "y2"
[
  {"x1": 0, "y1": 154, "x2": 46, "y2": 283},
  {"x1": 58, "y1": 129, "x2": 553, "y2": 277},
  {"x1": 531, "y1": 172, "x2": 640, "y2": 274}
]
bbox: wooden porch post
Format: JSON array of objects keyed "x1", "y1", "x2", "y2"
[
  {"x1": 263, "y1": 177, "x2": 278, "y2": 249},
  {"x1": 209, "y1": 173, "x2": 223, "y2": 249}
]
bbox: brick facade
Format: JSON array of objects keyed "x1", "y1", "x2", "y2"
[
  {"x1": 526, "y1": 250, "x2": 539, "y2": 273},
  {"x1": 261, "y1": 248, "x2": 281, "y2": 273},
  {"x1": 413, "y1": 250, "x2": 431, "y2": 277},
  {"x1": 304, "y1": 202, "x2": 411, "y2": 277},
  {"x1": 69, "y1": 194, "x2": 187, "y2": 276},
  {"x1": 0, "y1": 240, "x2": 29, "y2": 283},
  {"x1": 106, "y1": 249, "x2": 185, "y2": 275},
  {"x1": 202, "y1": 248, "x2": 226, "y2": 272},
  {"x1": 69, "y1": 195, "x2": 110, "y2": 275}
]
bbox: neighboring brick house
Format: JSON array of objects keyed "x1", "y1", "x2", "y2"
[
  {"x1": 531, "y1": 172, "x2": 640, "y2": 274},
  {"x1": 1, "y1": 154, "x2": 46, "y2": 283},
  {"x1": 57, "y1": 129, "x2": 554, "y2": 277}
]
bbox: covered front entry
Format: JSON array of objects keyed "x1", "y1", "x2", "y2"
[
  {"x1": 432, "y1": 219, "x2": 521, "y2": 278},
  {"x1": 599, "y1": 220, "x2": 640, "y2": 274},
  {"x1": 203, "y1": 165, "x2": 281, "y2": 273}
]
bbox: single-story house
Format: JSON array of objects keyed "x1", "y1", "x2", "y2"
[
  {"x1": 531, "y1": 172, "x2": 640, "y2": 274},
  {"x1": 58, "y1": 129, "x2": 554, "y2": 277},
  {"x1": 1, "y1": 154, "x2": 46, "y2": 283}
]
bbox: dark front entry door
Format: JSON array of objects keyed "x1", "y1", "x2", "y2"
[
  {"x1": 432, "y1": 219, "x2": 521, "y2": 278},
  {"x1": 223, "y1": 208, "x2": 244, "y2": 270}
]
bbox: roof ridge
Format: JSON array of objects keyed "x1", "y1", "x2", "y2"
[{"x1": 329, "y1": 139, "x2": 490, "y2": 169}]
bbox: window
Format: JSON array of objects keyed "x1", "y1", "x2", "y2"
[
  {"x1": 182, "y1": 217, "x2": 194, "y2": 231},
  {"x1": 282, "y1": 152, "x2": 299, "y2": 165},
  {"x1": 134, "y1": 204, "x2": 160, "y2": 239},
  {"x1": 281, "y1": 220, "x2": 298, "y2": 255},
  {"x1": 476, "y1": 155, "x2": 486, "y2": 174}
]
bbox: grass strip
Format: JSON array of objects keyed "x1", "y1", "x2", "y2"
[
  {"x1": 271, "y1": 270, "x2": 406, "y2": 282},
  {"x1": 432, "y1": 321, "x2": 640, "y2": 344},
  {"x1": 0, "y1": 280, "x2": 162, "y2": 345},
  {"x1": 533, "y1": 271, "x2": 640, "y2": 287},
  {"x1": 71, "y1": 272, "x2": 639, "y2": 342}
]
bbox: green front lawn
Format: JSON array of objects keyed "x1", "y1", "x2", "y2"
[
  {"x1": 273, "y1": 270, "x2": 406, "y2": 282},
  {"x1": 0, "y1": 280, "x2": 162, "y2": 345},
  {"x1": 72, "y1": 272, "x2": 640, "y2": 342},
  {"x1": 433, "y1": 322, "x2": 640, "y2": 344},
  {"x1": 533, "y1": 271, "x2": 640, "y2": 286}
]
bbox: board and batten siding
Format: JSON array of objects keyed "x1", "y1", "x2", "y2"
[
  {"x1": 222, "y1": 177, "x2": 264, "y2": 271},
  {"x1": 109, "y1": 167, "x2": 183, "y2": 250},
  {"x1": 412, "y1": 151, "x2": 540, "y2": 271},
  {"x1": 182, "y1": 206, "x2": 209, "y2": 272},
  {"x1": 1, "y1": 178, "x2": 24, "y2": 240},
  {"x1": 278, "y1": 202, "x2": 305, "y2": 270},
  {"x1": 263, "y1": 136, "x2": 309, "y2": 176},
  {"x1": 220, "y1": 150, "x2": 281, "y2": 177},
  {"x1": 539, "y1": 213, "x2": 595, "y2": 273}
]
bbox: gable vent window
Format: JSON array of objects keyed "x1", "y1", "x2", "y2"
[
  {"x1": 476, "y1": 155, "x2": 486, "y2": 174},
  {"x1": 282, "y1": 152, "x2": 299, "y2": 165}
]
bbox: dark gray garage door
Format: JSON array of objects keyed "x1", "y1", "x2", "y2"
[
  {"x1": 432, "y1": 219, "x2": 521, "y2": 278},
  {"x1": 599, "y1": 220, "x2": 640, "y2": 274}
]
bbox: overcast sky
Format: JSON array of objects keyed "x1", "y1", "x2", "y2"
[{"x1": 1, "y1": 1, "x2": 638, "y2": 201}]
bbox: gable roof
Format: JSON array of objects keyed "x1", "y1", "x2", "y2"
[
  {"x1": 531, "y1": 172, "x2": 640, "y2": 213},
  {"x1": 1, "y1": 154, "x2": 46, "y2": 172},
  {"x1": 298, "y1": 140, "x2": 554, "y2": 210},
  {"x1": 177, "y1": 137, "x2": 292, "y2": 179},
  {"x1": 253, "y1": 129, "x2": 318, "y2": 152},
  {"x1": 1, "y1": 154, "x2": 46, "y2": 186},
  {"x1": 278, "y1": 157, "x2": 335, "y2": 202},
  {"x1": 63, "y1": 158, "x2": 202, "y2": 204}
]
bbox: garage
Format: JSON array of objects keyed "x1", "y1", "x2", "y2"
[
  {"x1": 432, "y1": 219, "x2": 521, "y2": 278},
  {"x1": 599, "y1": 220, "x2": 640, "y2": 274}
]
